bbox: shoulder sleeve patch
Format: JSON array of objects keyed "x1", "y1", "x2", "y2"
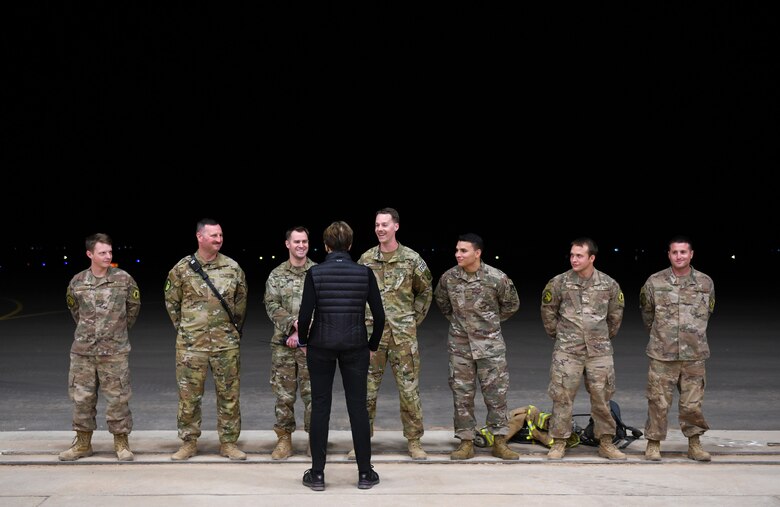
[
  {"x1": 66, "y1": 294, "x2": 75, "y2": 309},
  {"x1": 709, "y1": 295, "x2": 715, "y2": 312},
  {"x1": 617, "y1": 291, "x2": 625, "y2": 304},
  {"x1": 542, "y1": 289, "x2": 553, "y2": 304},
  {"x1": 132, "y1": 288, "x2": 140, "y2": 300},
  {"x1": 164, "y1": 279, "x2": 172, "y2": 292}
]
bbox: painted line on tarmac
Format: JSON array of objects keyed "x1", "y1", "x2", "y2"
[
  {"x1": 0, "y1": 298, "x2": 66, "y2": 321},
  {"x1": 0, "y1": 297, "x2": 23, "y2": 320}
]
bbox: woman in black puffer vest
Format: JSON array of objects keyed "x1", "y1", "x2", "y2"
[{"x1": 296, "y1": 221, "x2": 385, "y2": 491}]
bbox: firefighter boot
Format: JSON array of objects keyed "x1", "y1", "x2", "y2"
[
  {"x1": 492, "y1": 435, "x2": 519, "y2": 460},
  {"x1": 598, "y1": 435, "x2": 627, "y2": 460},
  {"x1": 645, "y1": 439, "x2": 662, "y2": 461},
  {"x1": 271, "y1": 428, "x2": 293, "y2": 460},
  {"x1": 408, "y1": 438, "x2": 427, "y2": 460},
  {"x1": 171, "y1": 439, "x2": 197, "y2": 461},
  {"x1": 114, "y1": 433, "x2": 134, "y2": 461},
  {"x1": 547, "y1": 439, "x2": 566, "y2": 460},
  {"x1": 687, "y1": 435, "x2": 711, "y2": 462},
  {"x1": 450, "y1": 439, "x2": 475, "y2": 460},
  {"x1": 58, "y1": 430, "x2": 93, "y2": 461}
]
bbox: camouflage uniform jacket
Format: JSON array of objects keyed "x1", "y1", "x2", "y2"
[
  {"x1": 358, "y1": 243, "x2": 433, "y2": 343},
  {"x1": 66, "y1": 266, "x2": 141, "y2": 356},
  {"x1": 264, "y1": 258, "x2": 317, "y2": 343},
  {"x1": 165, "y1": 252, "x2": 247, "y2": 352},
  {"x1": 639, "y1": 267, "x2": 715, "y2": 361},
  {"x1": 434, "y1": 262, "x2": 519, "y2": 359},
  {"x1": 540, "y1": 269, "x2": 624, "y2": 357}
]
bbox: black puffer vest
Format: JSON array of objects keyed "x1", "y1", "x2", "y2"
[{"x1": 307, "y1": 251, "x2": 372, "y2": 350}]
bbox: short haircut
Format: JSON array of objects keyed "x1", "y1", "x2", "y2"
[
  {"x1": 571, "y1": 237, "x2": 598, "y2": 256},
  {"x1": 668, "y1": 235, "x2": 693, "y2": 250},
  {"x1": 286, "y1": 226, "x2": 310, "y2": 241},
  {"x1": 86, "y1": 233, "x2": 111, "y2": 252},
  {"x1": 458, "y1": 233, "x2": 484, "y2": 252},
  {"x1": 196, "y1": 218, "x2": 220, "y2": 233},
  {"x1": 323, "y1": 221, "x2": 353, "y2": 252},
  {"x1": 376, "y1": 207, "x2": 400, "y2": 223}
]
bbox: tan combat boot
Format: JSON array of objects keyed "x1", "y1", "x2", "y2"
[
  {"x1": 58, "y1": 430, "x2": 93, "y2": 461},
  {"x1": 220, "y1": 442, "x2": 247, "y2": 460},
  {"x1": 598, "y1": 435, "x2": 627, "y2": 460},
  {"x1": 645, "y1": 439, "x2": 661, "y2": 461},
  {"x1": 547, "y1": 439, "x2": 566, "y2": 460},
  {"x1": 408, "y1": 438, "x2": 428, "y2": 460},
  {"x1": 687, "y1": 435, "x2": 711, "y2": 462},
  {"x1": 450, "y1": 439, "x2": 474, "y2": 460},
  {"x1": 271, "y1": 428, "x2": 293, "y2": 460},
  {"x1": 171, "y1": 439, "x2": 197, "y2": 461},
  {"x1": 114, "y1": 433, "x2": 134, "y2": 461},
  {"x1": 492, "y1": 435, "x2": 519, "y2": 460}
]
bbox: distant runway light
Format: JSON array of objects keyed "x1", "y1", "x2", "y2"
[
  {"x1": 731, "y1": 254, "x2": 736, "y2": 260},
  {"x1": 614, "y1": 248, "x2": 619, "y2": 252},
  {"x1": 259, "y1": 256, "x2": 264, "y2": 261},
  {"x1": 63, "y1": 261, "x2": 68, "y2": 266},
  {"x1": 41, "y1": 262, "x2": 46, "y2": 267},
  {"x1": 495, "y1": 255, "x2": 500, "y2": 260},
  {"x1": 136, "y1": 259, "x2": 141, "y2": 263},
  {"x1": 63, "y1": 255, "x2": 68, "y2": 260},
  {"x1": 271, "y1": 255, "x2": 276, "y2": 260}
]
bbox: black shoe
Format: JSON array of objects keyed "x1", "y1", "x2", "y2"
[
  {"x1": 358, "y1": 465, "x2": 380, "y2": 489},
  {"x1": 303, "y1": 469, "x2": 325, "y2": 491}
]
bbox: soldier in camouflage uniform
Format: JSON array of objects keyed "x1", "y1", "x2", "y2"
[
  {"x1": 640, "y1": 235, "x2": 715, "y2": 462},
  {"x1": 59, "y1": 233, "x2": 140, "y2": 462},
  {"x1": 164, "y1": 218, "x2": 248, "y2": 461},
  {"x1": 263, "y1": 226, "x2": 316, "y2": 460},
  {"x1": 434, "y1": 233, "x2": 520, "y2": 460},
  {"x1": 356, "y1": 207, "x2": 433, "y2": 460},
  {"x1": 541, "y1": 237, "x2": 626, "y2": 461}
]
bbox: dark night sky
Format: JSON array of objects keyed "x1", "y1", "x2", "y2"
[{"x1": 4, "y1": 4, "x2": 778, "y2": 291}]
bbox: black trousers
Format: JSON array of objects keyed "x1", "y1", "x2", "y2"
[{"x1": 306, "y1": 345, "x2": 372, "y2": 473}]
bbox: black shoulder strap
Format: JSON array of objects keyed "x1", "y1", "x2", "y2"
[
  {"x1": 188, "y1": 256, "x2": 243, "y2": 336},
  {"x1": 608, "y1": 400, "x2": 644, "y2": 449}
]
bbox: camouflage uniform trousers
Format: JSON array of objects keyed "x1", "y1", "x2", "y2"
[
  {"x1": 176, "y1": 348, "x2": 241, "y2": 443},
  {"x1": 68, "y1": 352, "x2": 133, "y2": 434},
  {"x1": 449, "y1": 352, "x2": 509, "y2": 441},
  {"x1": 366, "y1": 330, "x2": 424, "y2": 439},
  {"x1": 270, "y1": 343, "x2": 311, "y2": 433},
  {"x1": 547, "y1": 350, "x2": 616, "y2": 439},
  {"x1": 645, "y1": 357, "x2": 709, "y2": 440}
]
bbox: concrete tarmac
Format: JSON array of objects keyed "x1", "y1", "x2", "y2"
[{"x1": 2, "y1": 429, "x2": 780, "y2": 506}]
